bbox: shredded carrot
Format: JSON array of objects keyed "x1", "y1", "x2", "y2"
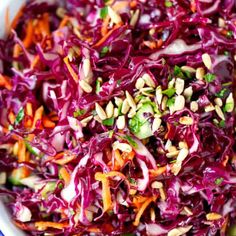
[
  {"x1": 59, "y1": 167, "x2": 71, "y2": 185},
  {"x1": 13, "y1": 44, "x2": 21, "y2": 58},
  {"x1": 143, "y1": 41, "x2": 157, "y2": 49},
  {"x1": 5, "y1": 7, "x2": 10, "y2": 36},
  {"x1": 32, "y1": 106, "x2": 44, "y2": 129},
  {"x1": 133, "y1": 196, "x2": 157, "y2": 226},
  {"x1": 101, "y1": 16, "x2": 110, "y2": 36},
  {"x1": 59, "y1": 15, "x2": 70, "y2": 28},
  {"x1": 30, "y1": 55, "x2": 40, "y2": 69},
  {"x1": 121, "y1": 150, "x2": 135, "y2": 161},
  {"x1": 11, "y1": 166, "x2": 30, "y2": 180},
  {"x1": 63, "y1": 56, "x2": 79, "y2": 82},
  {"x1": 222, "y1": 155, "x2": 229, "y2": 167},
  {"x1": 95, "y1": 172, "x2": 112, "y2": 212},
  {"x1": 35, "y1": 221, "x2": 68, "y2": 230},
  {"x1": 93, "y1": 24, "x2": 120, "y2": 48},
  {"x1": 157, "y1": 39, "x2": 163, "y2": 48},
  {"x1": 26, "y1": 103, "x2": 33, "y2": 117},
  {"x1": 165, "y1": 123, "x2": 171, "y2": 139},
  {"x1": 190, "y1": 0, "x2": 197, "y2": 13},
  {"x1": 221, "y1": 215, "x2": 229, "y2": 234},
  {"x1": 53, "y1": 153, "x2": 76, "y2": 165},
  {"x1": 87, "y1": 227, "x2": 101, "y2": 233},
  {"x1": 42, "y1": 116, "x2": 56, "y2": 128},
  {"x1": 38, "y1": 13, "x2": 50, "y2": 36},
  {"x1": 0, "y1": 74, "x2": 12, "y2": 90},
  {"x1": 18, "y1": 140, "x2": 26, "y2": 162},
  {"x1": 130, "y1": 0, "x2": 137, "y2": 8},
  {"x1": 149, "y1": 165, "x2": 167, "y2": 177},
  {"x1": 23, "y1": 19, "x2": 34, "y2": 48},
  {"x1": 114, "y1": 149, "x2": 124, "y2": 167},
  {"x1": 113, "y1": 1, "x2": 129, "y2": 12},
  {"x1": 8, "y1": 111, "x2": 15, "y2": 124}
]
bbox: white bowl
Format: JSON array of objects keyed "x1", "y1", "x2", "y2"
[{"x1": 0, "y1": 1, "x2": 26, "y2": 235}]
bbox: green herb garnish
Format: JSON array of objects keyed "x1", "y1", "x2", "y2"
[
  {"x1": 219, "y1": 120, "x2": 225, "y2": 128},
  {"x1": 173, "y1": 65, "x2": 184, "y2": 77},
  {"x1": 100, "y1": 46, "x2": 109, "y2": 57},
  {"x1": 216, "y1": 88, "x2": 228, "y2": 98},
  {"x1": 162, "y1": 87, "x2": 176, "y2": 97},
  {"x1": 226, "y1": 30, "x2": 233, "y2": 38},
  {"x1": 73, "y1": 109, "x2": 85, "y2": 117},
  {"x1": 25, "y1": 142, "x2": 38, "y2": 156},
  {"x1": 123, "y1": 135, "x2": 137, "y2": 148},
  {"x1": 164, "y1": 1, "x2": 173, "y2": 7},
  {"x1": 96, "y1": 80, "x2": 101, "y2": 94},
  {"x1": 215, "y1": 177, "x2": 224, "y2": 185},
  {"x1": 102, "y1": 117, "x2": 115, "y2": 126},
  {"x1": 100, "y1": 6, "x2": 108, "y2": 19},
  {"x1": 204, "y1": 73, "x2": 216, "y2": 83},
  {"x1": 15, "y1": 107, "x2": 25, "y2": 125},
  {"x1": 167, "y1": 97, "x2": 175, "y2": 108}
]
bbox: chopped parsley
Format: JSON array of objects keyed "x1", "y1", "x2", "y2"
[
  {"x1": 15, "y1": 107, "x2": 25, "y2": 125},
  {"x1": 96, "y1": 79, "x2": 101, "y2": 94},
  {"x1": 219, "y1": 120, "x2": 226, "y2": 128},
  {"x1": 215, "y1": 177, "x2": 224, "y2": 185},
  {"x1": 167, "y1": 97, "x2": 175, "y2": 108},
  {"x1": 162, "y1": 87, "x2": 176, "y2": 97},
  {"x1": 165, "y1": 1, "x2": 173, "y2": 7},
  {"x1": 226, "y1": 30, "x2": 233, "y2": 38},
  {"x1": 102, "y1": 117, "x2": 115, "y2": 126},
  {"x1": 73, "y1": 109, "x2": 85, "y2": 117},
  {"x1": 100, "y1": 46, "x2": 109, "y2": 57},
  {"x1": 123, "y1": 135, "x2": 137, "y2": 148},
  {"x1": 173, "y1": 65, "x2": 184, "y2": 78},
  {"x1": 100, "y1": 6, "x2": 108, "y2": 19},
  {"x1": 216, "y1": 88, "x2": 228, "y2": 98},
  {"x1": 129, "y1": 116, "x2": 142, "y2": 133},
  {"x1": 204, "y1": 73, "x2": 215, "y2": 83}
]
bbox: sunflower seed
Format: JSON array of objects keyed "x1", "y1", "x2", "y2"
[
  {"x1": 95, "y1": 103, "x2": 107, "y2": 120},
  {"x1": 174, "y1": 95, "x2": 185, "y2": 111},
  {"x1": 108, "y1": 6, "x2": 122, "y2": 24},
  {"x1": 135, "y1": 77, "x2": 145, "y2": 90},
  {"x1": 116, "y1": 115, "x2": 125, "y2": 129},
  {"x1": 206, "y1": 213, "x2": 222, "y2": 221},
  {"x1": 178, "y1": 141, "x2": 188, "y2": 149},
  {"x1": 80, "y1": 115, "x2": 93, "y2": 127},
  {"x1": 183, "y1": 86, "x2": 193, "y2": 99},
  {"x1": 79, "y1": 80, "x2": 92, "y2": 93},
  {"x1": 225, "y1": 93, "x2": 234, "y2": 112},
  {"x1": 190, "y1": 101, "x2": 198, "y2": 112},
  {"x1": 165, "y1": 139, "x2": 172, "y2": 150},
  {"x1": 105, "y1": 101, "x2": 114, "y2": 118},
  {"x1": 113, "y1": 108, "x2": 119, "y2": 118},
  {"x1": 161, "y1": 96, "x2": 168, "y2": 110},
  {"x1": 93, "y1": 115, "x2": 102, "y2": 123},
  {"x1": 114, "y1": 97, "x2": 123, "y2": 107},
  {"x1": 171, "y1": 162, "x2": 182, "y2": 176},
  {"x1": 166, "y1": 150, "x2": 180, "y2": 158},
  {"x1": 202, "y1": 53, "x2": 212, "y2": 70},
  {"x1": 205, "y1": 103, "x2": 215, "y2": 112},
  {"x1": 176, "y1": 148, "x2": 188, "y2": 162},
  {"x1": 83, "y1": 58, "x2": 91, "y2": 78},
  {"x1": 179, "y1": 116, "x2": 193, "y2": 125},
  {"x1": 152, "y1": 117, "x2": 161, "y2": 133},
  {"x1": 150, "y1": 208, "x2": 155, "y2": 221},
  {"x1": 126, "y1": 91, "x2": 136, "y2": 110},
  {"x1": 128, "y1": 108, "x2": 136, "y2": 118},
  {"x1": 121, "y1": 99, "x2": 130, "y2": 114},
  {"x1": 130, "y1": 9, "x2": 140, "y2": 26},
  {"x1": 181, "y1": 206, "x2": 193, "y2": 216},
  {"x1": 196, "y1": 67, "x2": 205, "y2": 80},
  {"x1": 155, "y1": 86, "x2": 163, "y2": 105},
  {"x1": 13, "y1": 142, "x2": 19, "y2": 156},
  {"x1": 0, "y1": 172, "x2": 6, "y2": 185},
  {"x1": 142, "y1": 73, "x2": 155, "y2": 88},
  {"x1": 167, "y1": 145, "x2": 178, "y2": 153},
  {"x1": 167, "y1": 225, "x2": 193, "y2": 236},
  {"x1": 181, "y1": 66, "x2": 196, "y2": 73},
  {"x1": 218, "y1": 18, "x2": 225, "y2": 28},
  {"x1": 175, "y1": 78, "x2": 185, "y2": 95},
  {"x1": 168, "y1": 78, "x2": 175, "y2": 88},
  {"x1": 112, "y1": 141, "x2": 132, "y2": 153},
  {"x1": 214, "y1": 98, "x2": 223, "y2": 107},
  {"x1": 215, "y1": 105, "x2": 225, "y2": 120}
]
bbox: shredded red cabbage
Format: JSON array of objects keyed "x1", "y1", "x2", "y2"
[{"x1": 0, "y1": 0, "x2": 235, "y2": 235}]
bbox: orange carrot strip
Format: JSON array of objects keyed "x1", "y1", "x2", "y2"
[
  {"x1": 130, "y1": 1, "x2": 137, "y2": 8},
  {"x1": 59, "y1": 167, "x2": 71, "y2": 186},
  {"x1": 53, "y1": 154, "x2": 75, "y2": 165},
  {"x1": 63, "y1": 56, "x2": 79, "y2": 82},
  {"x1": 23, "y1": 19, "x2": 33, "y2": 48},
  {"x1": 26, "y1": 102, "x2": 33, "y2": 117},
  {"x1": 30, "y1": 55, "x2": 40, "y2": 69},
  {"x1": 35, "y1": 221, "x2": 68, "y2": 230},
  {"x1": 39, "y1": 13, "x2": 50, "y2": 36},
  {"x1": 149, "y1": 165, "x2": 167, "y2": 177},
  {"x1": 8, "y1": 111, "x2": 15, "y2": 124},
  {"x1": 0, "y1": 74, "x2": 12, "y2": 90},
  {"x1": 101, "y1": 16, "x2": 110, "y2": 36},
  {"x1": 87, "y1": 227, "x2": 101, "y2": 233},
  {"x1": 42, "y1": 116, "x2": 56, "y2": 128},
  {"x1": 32, "y1": 106, "x2": 44, "y2": 129},
  {"x1": 93, "y1": 24, "x2": 120, "y2": 48},
  {"x1": 18, "y1": 140, "x2": 26, "y2": 162},
  {"x1": 114, "y1": 150, "x2": 124, "y2": 167},
  {"x1": 95, "y1": 172, "x2": 112, "y2": 212},
  {"x1": 133, "y1": 196, "x2": 157, "y2": 226},
  {"x1": 13, "y1": 44, "x2": 21, "y2": 58},
  {"x1": 59, "y1": 15, "x2": 70, "y2": 29}
]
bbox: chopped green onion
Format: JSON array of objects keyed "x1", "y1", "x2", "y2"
[
  {"x1": 96, "y1": 79, "x2": 101, "y2": 94},
  {"x1": 167, "y1": 97, "x2": 175, "y2": 108},
  {"x1": 165, "y1": 1, "x2": 173, "y2": 7},
  {"x1": 226, "y1": 30, "x2": 233, "y2": 38},
  {"x1": 216, "y1": 88, "x2": 228, "y2": 98},
  {"x1": 100, "y1": 46, "x2": 109, "y2": 57},
  {"x1": 25, "y1": 142, "x2": 38, "y2": 156},
  {"x1": 123, "y1": 135, "x2": 137, "y2": 148},
  {"x1": 173, "y1": 65, "x2": 183, "y2": 77},
  {"x1": 219, "y1": 120, "x2": 225, "y2": 128}
]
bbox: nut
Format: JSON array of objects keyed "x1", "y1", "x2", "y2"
[
  {"x1": 135, "y1": 77, "x2": 145, "y2": 90},
  {"x1": 206, "y1": 212, "x2": 222, "y2": 221},
  {"x1": 214, "y1": 98, "x2": 223, "y2": 107},
  {"x1": 196, "y1": 67, "x2": 205, "y2": 80},
  {"x1": 116, "y1": 115, "x2": 125, "y2": 129},
  {"x1": 112, "y1": 141, "x2": 132, "y2": 153},
  {"x1": 215, "y1": 105, "x2": 225, "y2": 121},
  {"x1": 108, "y1": 6, "x2": 122, "y2": 24},
  {"x1": 181, "y1": 66, "x2": 196, "y2": 73},
  {"x1": 202, "y1": 53, "x2": 212, "y2": 70},
  {"x1": 151, "y1": 181, "x2": 163, "y2": 189},
  {"x1": 179, "y1": 116, "x2": 193, "y2": 125},
  {"x1": 79, "y1": 80, "x2": 92, "y2": 93},
  {"x1": 174, "y1": 95, "x2": 185, "y2": 111},
  {"x1": 121, "y1": 99, "x2": 130, "y2": 114},
  {"x1": 175, "y1": 78, "x2": 185, "y2": 95},
  {"x1": 126, "y1": 91, "x2": 136, "y2": 110},
  {"x1": 95, "y1": 103, "x2": 107, "y2": 120},
  {"x1": 142, "y1": 73, "x2": 155, "y2": 88},
  {"x1": 152, "y1": 117, "x2": 161, "y2": 133},
  {"x1": 105, "y1": 101, "x2": 114, "y2": 118},
  {"x1": 190, "y1": 101, "x2": 198, "y2": 112}
]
